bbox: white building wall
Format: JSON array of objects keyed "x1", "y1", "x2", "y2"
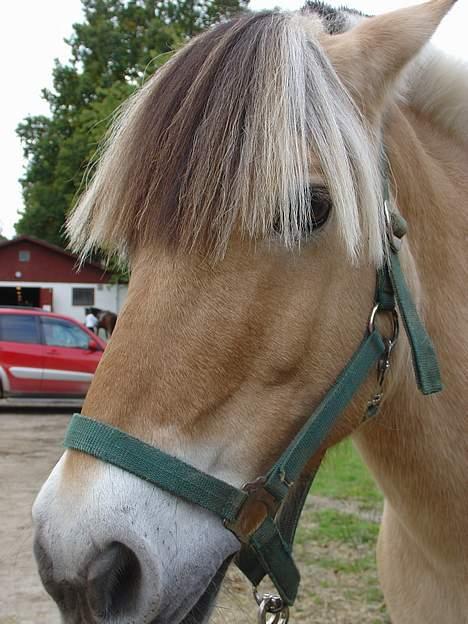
[{"x1": 0, "y1": 281, "x2": 128, "y2": 323}]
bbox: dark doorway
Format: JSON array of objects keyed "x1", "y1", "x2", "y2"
[{"x1": 0, "y1": 287, "x2": 41, "y2": 307}]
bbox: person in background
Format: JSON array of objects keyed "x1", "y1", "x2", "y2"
[{"x1": 85, "y1": 308, "x2": 99, "y2": 334}]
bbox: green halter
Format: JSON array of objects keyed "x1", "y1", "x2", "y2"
[{"x1": 64, "y1": 194, "x2": 442, "y2": 621}]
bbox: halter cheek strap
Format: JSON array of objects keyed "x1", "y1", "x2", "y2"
[{"x1": 64, "y1": 200, "x2": 442, "y2": 619}]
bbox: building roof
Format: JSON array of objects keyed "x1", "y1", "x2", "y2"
[
  {"x1": 0, "y1": 235, "x2": 116, "y2": 284},
  {"x1": 0, "y1": 235, "x2": 105, "y2": 270}
]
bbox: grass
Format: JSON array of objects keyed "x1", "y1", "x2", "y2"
[
  {"x1": 298, "y1": 508, "x2": 380, "y2": 545},
  {"x1": 312, "y1": 438, "x2": 384, "y2": 509},
  {"x1": 293, "y1": 439, "x2": 388, "y2": 622}
]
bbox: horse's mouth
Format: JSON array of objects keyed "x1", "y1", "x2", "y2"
[
  {"x1": 177, "y1": 557, "x2": 232, "y2": 624},
  {"x1": 147, "y1": 557, "x2": 232, "y2": 624}
]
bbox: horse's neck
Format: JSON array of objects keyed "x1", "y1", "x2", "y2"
[{"x1": 354, "y1": 103, "x2": 468, "y2": 559}]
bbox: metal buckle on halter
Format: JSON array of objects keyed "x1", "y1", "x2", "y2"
[
  {"x1": 365, "y1": 305, "x2": 399, "y2": 418},
  {"x1": 224, "y1": 483, "x2": 289, "y2": 623},
  {"x1": 254, "y1": 589, "x2": 290, "y2": 624},
  {"x1": 384, "y1": 200, "x2": 407, "y2": 252},
  {"x1": 223, "y1": 476, "x2": 281, "y2": 544}
]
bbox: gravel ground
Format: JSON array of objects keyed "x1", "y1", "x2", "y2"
[
  {"x1": 0, "y1": 411, "x2": 387, "y2": 624},
  {"x1": 0, "y1": 411, "x2": 64, "y2": 624}
]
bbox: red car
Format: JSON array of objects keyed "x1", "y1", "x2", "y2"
[{"x1": 0, "y1": 307, "x2": 106, "y2": 398}]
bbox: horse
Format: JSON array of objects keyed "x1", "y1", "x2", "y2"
[
  {"x1": 90, "y1": 306, "x2": 118, "y2": 338},
  {"x1": 32, "y1": 1, "x2": 467, "y2": 622}
]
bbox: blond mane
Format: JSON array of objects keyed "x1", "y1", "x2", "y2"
[{"x1": 403, "y1": 46, "x2": 468, "y2": 144}]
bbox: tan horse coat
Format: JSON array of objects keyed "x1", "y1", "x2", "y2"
[{"x1": 34, "y1": 2, "x2": 467, "y2": 622}]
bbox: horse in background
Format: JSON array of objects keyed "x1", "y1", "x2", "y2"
[{"x1": 90, "y1": 307, "x2": 117, "y2": 338}]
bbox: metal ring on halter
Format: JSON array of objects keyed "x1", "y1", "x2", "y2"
[
  {"x1": 254, "y1": 590, "x2": 290, "y2": 624},
  {"x1": 368, "y1": 305, "x2": 399, "y2": 345},
  {"x1": 363, "y1": 305, "x2": 400, "y2": 421}
]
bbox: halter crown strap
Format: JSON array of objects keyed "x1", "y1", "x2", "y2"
[
  {"x1": 381, "y1": 179, "x2": 442, "y2": 395},
  {"x1": 386, "y1": 250, "x2": 442, "y2": 394}
]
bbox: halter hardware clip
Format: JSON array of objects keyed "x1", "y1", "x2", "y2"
[
  {"x1": 365, "y1": 306, "x2": 399, "y2": 418},
  {"x1": 254, "y1": 589, "x2": 290, "y2": 624},
  {"x1": 224, "y1": 476, "x2": 281, "y2": 544}
]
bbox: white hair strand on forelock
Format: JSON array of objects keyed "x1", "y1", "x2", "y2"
[{"x1": 67, "y1": 11, "x2": 385, "y2": 266}]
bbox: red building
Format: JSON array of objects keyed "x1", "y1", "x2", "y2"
[{"x1": 0, "y1": 236, "x2": 127, "y2": 321}]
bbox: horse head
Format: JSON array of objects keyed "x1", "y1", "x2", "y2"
[{"x1": 33, "y1": 2, "x2": 463, "y2": 622}]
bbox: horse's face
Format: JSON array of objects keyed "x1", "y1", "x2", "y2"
[
  {"x1": 33, "y1": 235, "x2": 376, "y2": 623},
  {"x1": 33, "y1": 2, "x2": 454, "y2": 622}
]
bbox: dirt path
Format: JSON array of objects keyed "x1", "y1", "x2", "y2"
[
  {"x1": 0, "y1": 412, "x2": 386, "y2": 624},
  {"x1": 0, "y1": 412, "x2": 64, "y2": 624}
]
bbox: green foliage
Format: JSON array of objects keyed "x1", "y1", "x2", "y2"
[
  {"x1": 300, "y1": 509, "x2": 380, "y2": 545},
  {"x1": 16, "y1": 0, "x2": 248, "y2": 258},
  {"x1": 313, "y1": 439, "x2": 383, "y2": 508}
]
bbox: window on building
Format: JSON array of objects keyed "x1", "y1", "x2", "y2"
[
  {"x1": 72, "y1": 287, "x2": 95, "y2": 306},
  {"x1": 18, "y1": 250, "x2": 30, "y2": 262}
]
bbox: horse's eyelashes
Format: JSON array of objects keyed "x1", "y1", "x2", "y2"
[
  {"x1": 309, "y1": 185, "x2": 332, "y2": 229},
  {"x1": 272, "y1": 186, "x2": 331, "y2": 238}
]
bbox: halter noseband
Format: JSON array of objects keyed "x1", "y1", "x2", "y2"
[{"x1": 64, "y1": 182, "x2": 442, "y2": 623}]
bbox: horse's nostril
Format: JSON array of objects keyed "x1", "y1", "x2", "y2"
[{"x1": 87, "y1": 541, "x2": 142, "y2": 618}]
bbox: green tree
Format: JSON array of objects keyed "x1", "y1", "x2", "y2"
[{"x1": 16, "y1": 0, "x2": 248, "y2": 249}]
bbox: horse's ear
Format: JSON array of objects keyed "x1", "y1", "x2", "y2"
[{"x1": 324, "y1": 0, "x2": 457, "y2": 117}]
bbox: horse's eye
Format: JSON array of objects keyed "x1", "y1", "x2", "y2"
[
  {"x1": 272, "y1": 186, "x2": 332, "y2": 237},
  {"x1": 309, "y1": 186, "x2": 332, "y2": 229}
]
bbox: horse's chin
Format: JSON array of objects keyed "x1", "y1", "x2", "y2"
[{"x1": 173, "y1": 557, "x2": 232, "y2": 624}]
